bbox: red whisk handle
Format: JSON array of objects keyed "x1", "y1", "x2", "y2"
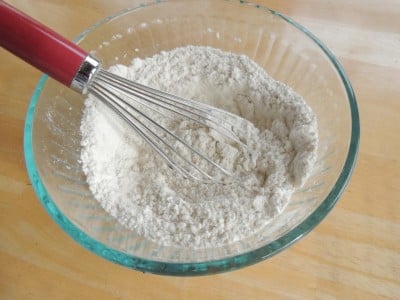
[{"x1": 0, "y1": 1, "x2": 89, "y2": 87}]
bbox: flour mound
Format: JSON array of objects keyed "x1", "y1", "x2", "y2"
[{"x1": 80, "y1": 46, "x2": 318, "y2": 248}]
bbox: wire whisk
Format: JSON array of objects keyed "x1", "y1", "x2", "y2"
[
  {"x1": 90, "y1": 70, "x2": 251, "y2": 183},
  {"x1": 1, "y1": 1, "x2": 252, "y2": 183}
]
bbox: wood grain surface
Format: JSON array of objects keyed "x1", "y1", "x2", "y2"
[{"x1": 1, "y1": 0, "x2": 399, "y2": 299}]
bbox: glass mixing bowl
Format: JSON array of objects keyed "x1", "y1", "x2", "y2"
[{"x1": 24, "y1": 0, "x2": 359, "y2": 275}]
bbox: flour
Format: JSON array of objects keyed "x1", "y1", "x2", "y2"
[{"x1": 80, "y1": 46, "x2": 318, "y2": 248}]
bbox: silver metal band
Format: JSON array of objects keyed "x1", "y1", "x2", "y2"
[{"x1": 70, "y1": 54, "x2": 101, "y2": 94}]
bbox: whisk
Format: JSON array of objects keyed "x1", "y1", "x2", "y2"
[{"x1": 0, "y1": 1, "x2": 251, "y2": 183}]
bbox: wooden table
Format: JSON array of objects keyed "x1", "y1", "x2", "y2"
[{"x1": 1, "y1": 0, "x2": 399, "y2": 299}]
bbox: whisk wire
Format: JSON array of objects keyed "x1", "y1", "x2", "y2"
[
  {"x1": 90, "y1": 78, "x2": 237, "y2": 183},
  {"x1": 97, "y1": 70, "x2": 246, "y2": 146}
]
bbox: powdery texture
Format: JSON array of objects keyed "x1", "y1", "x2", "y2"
[{"x1": 80, "y1": 46, "x2": 318, "y2": 248}]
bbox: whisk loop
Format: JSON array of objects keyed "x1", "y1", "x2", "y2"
[{"x1": 88, "y1": 69, "x2": 252, "y2": 183}]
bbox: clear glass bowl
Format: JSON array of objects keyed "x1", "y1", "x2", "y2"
[{"x1": 24, "y1": 0, "x2": 359, "y2": 275}]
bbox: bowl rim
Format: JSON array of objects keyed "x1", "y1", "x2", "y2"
[{"x1": 24, "y1": 0, "x2": 360, "y2": 276}]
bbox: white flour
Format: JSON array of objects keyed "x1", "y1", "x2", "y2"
[{"x1": 80, "y1": 46, "x2": 318, "y2": 248}]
